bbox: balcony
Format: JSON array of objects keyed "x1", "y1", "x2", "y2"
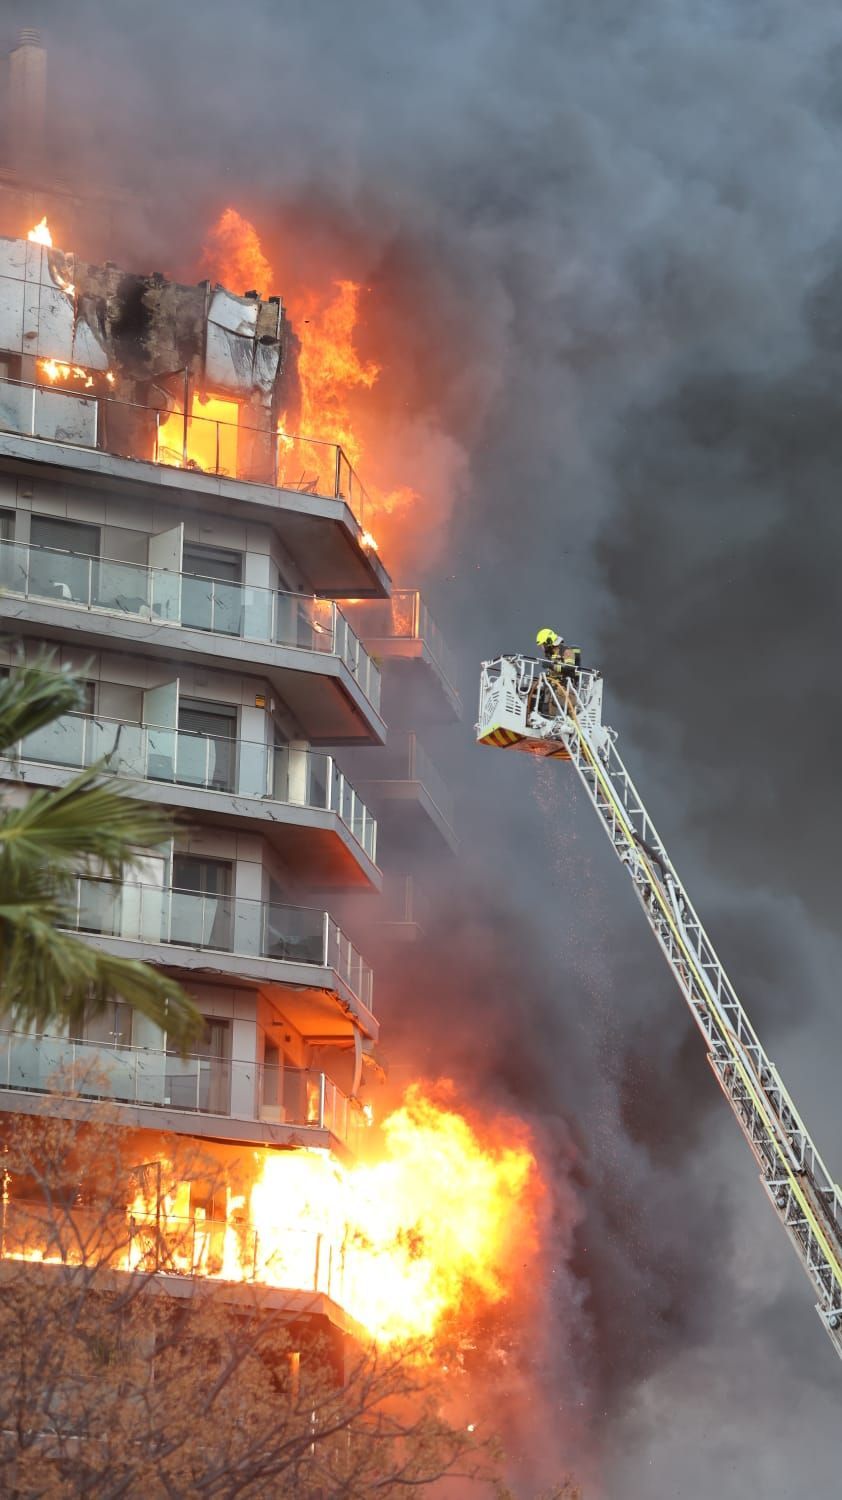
[
  {"x1": 0, "y1": 373, "x2": 388, "y2": 598},
  {"x1": 0, "y1": 541, "x2": 385, "y2": 744},
  {"x1": 11, "y1": 714, "x2": 378, "y2": 890},
  {"x1": 66, "y1": 879, "x2": 377, "y2": 1040},
  {"x1": 379, "y1": 874, "x2": 430, "y2": 941},
  {"x1": 0, "y1": 1030, "x2": 364, "y2": 1153},
  {"x1": 348, "y1": 733, "x2": 456, "y2": 854},
  {"x1": 342, "y1": 589, "x2": 461, "y2": 723}
]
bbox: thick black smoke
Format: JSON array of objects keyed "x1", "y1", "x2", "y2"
[{"x1": 4, "y1": 2, "x2": 842, "y2": 1492}]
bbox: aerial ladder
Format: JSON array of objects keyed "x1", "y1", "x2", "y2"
[{"x1": 477, "y1": 649, "x2": 842, "y2": 1359}]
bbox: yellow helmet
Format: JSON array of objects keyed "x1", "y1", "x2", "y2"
[{"x1": 536, "y1": 628, "x2": 559, "y2": 645}]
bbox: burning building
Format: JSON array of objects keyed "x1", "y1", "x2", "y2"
[
  {"x1": 0, "y1": 203, "x2": 537, "y2": 1370},
  {"x1": 0, "y1": 215, "x2": 383, "y2": 1335},
  {"x1": 0, "y1": 20, "x2": 549, "y2": 1412}
]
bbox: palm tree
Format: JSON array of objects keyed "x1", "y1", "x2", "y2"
[{"x1": 0, "y1": 656, "x2": 200, "y2": 1047}]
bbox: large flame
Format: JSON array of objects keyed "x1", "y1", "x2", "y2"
[
  {"x1": 203, "y1": 208, "x2": 419, "y2": 547},
  {"x1": 27, "y1": 216, "x2": 52, "y2": 247},
  {"x1": 204, "y1": 207, "x2": 273, "y2": 298},
  {"x1": 5, "y1": 1087, "x2": 539, "y2": 1347},
  {"x1": 244, "y1": 1086, "x2": 539, "y2": 1341}
]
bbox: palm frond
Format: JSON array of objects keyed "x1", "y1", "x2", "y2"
[
  {"x1": 0, "y1": 654, "x2": 85, "y2": 753},
  {"x1": 0, "y1": 768, "x2": 175, "y2": 883},
  {"x1": 0, "y1": 899, "x2": 201, "y2": 1045},
  {"x1": 0, "y1": 659, "x2": 202, "y2": 1050}
]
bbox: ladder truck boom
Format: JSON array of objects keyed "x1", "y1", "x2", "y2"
[{"x1": 477, "y1": 652, "x2": 842, "y2": 1359}]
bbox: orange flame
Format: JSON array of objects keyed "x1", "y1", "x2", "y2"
[
  {"x1": 27, "y1": 216, "x2": 52, "y2": 247},
  {"x1": 296, "y1": 279, "x2": 379, "y2": 470},
  {"x1": 240, "y1": 1087, "x2": 538, "y2": 1342},
  {"x1": 203, "y1": 207, "x2": 273, "y2": 298},
  {"x1": 157, "y1": 392, "x2": 241, "y2": 476},
  {"x1": 38, "y1": 359, "x2": 115, "y2": 391},
  {"x1": 5, "y1": 1087, "x2": 540, "y2": 1347},
  {"x1": 203, "y1": 209, "x2": 428, "y2": 550}
]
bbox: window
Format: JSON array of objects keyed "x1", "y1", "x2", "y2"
[
  {"x1": 177, "y1": 698, "x2": 237, "y2": 791},
  {"x1": 166, "y1": 1016, "x2": 231, "y2": 1114},
  {"x1": 72, "y1": 999, "x2": 133, "y2": 1047},
  {"x1": 178, "y1": 698, "x2": 237, "y2": 739},
  {"x1": 30, "y1": 516, "x2": 100, "y2": 556},
  {"x1": 29, "y1": 517, "x2": 101, "y2": 605},
  {"x1": 262, "y1": 1040, "x2": 280, "y2": 1108},
  {"x1": 0, "y1": 353, "x2": 22, "y2": 386},
  {"x1": 0, "y1": 510, "x2": 15, "y2": 589},
  {"x1": 181, "y1": 544, "x2": 243, "y2": 635},
  {"x1": 172, "y1": 855, "x2": 232, "y2": 898},
  {"x1": 182, "y1": 544, "x2": 242, "y2": 584},
  {"x1": 170, "y1": 856, "x2": 233, "y2": 951}
]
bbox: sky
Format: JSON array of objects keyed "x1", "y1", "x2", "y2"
[{"x1": 3, "y1": 1, "x2": 842, "y2": 1492}]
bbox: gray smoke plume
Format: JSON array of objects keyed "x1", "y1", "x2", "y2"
[{"x1": 4, "y1": 1, "x2": 842, "y2": 1492}]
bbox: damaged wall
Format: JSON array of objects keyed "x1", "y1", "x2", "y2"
[
  {"x1": 0, "y1": 231, "x2": 300, "y2": 482},
  {"x1": 0, "y1": 231, "x2": 295, "y2": 433}
]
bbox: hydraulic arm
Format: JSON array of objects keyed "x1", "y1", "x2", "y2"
[{"x1": 477, "y1": 653, "x2": 842, "y2": 1358}]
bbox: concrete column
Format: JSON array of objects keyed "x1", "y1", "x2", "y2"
[
  {"x1": 8, "y1": 30, "x2": 47, "y2": 171},
  {"x1": 286, "y1": 739, "x2": 310, "y2": 805},
  {"x1": 233, "y1": 844, "x2": 263, "y2": 956},
  {"x1": 230, "y1": 1016, "x2": 258, "y2": 1120},
  {"x1": 238, "y1": 704, "x2": 268, "y2": 795},
  {"x1": 242, "y1": 550, "x2": 272, "y2": 640}
]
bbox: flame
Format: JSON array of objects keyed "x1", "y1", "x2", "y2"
[
  {"x1": 27, "y1": 216, "x2": 52, "y2": 247},
  {"x1": 297, "y1": 279, "x2": 379, "y2": 466},
  {"x1": 4, "y1": 1087, "x2": 539, "y2": 1347},
  {"x1": 38, "y1": 359, "x2": 111, "y2": 391},
  {"x1": 203, "y1": 210, "x2": 415, "y2": 549},
  {"x1": 203, "y1": 207, "x2": 273, "y2": 298},
  {"x1": 157, "y1": 392, "x2": 241, "y2": 475}
]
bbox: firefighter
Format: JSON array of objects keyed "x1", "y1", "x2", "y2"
[
  {"x1": 536, "y1": 629, "x2": 581, "y2": 679},
  {"x1": 536, "y1": 627, "x2": 564, "y2": 663}
]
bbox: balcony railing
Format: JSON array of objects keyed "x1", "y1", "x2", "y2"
[
  {"x1": 0, "y1": 540, "x2": 381, "y2": 713},
  {"x1": 65, "y1": 878, "x2": 374, "y2": 1013},
  {"x1": 0, "y1": 373, "x2": 374, "y2": 533},
  {"x1": 380, "y1": 873, "x2": 430, "y2": 930},
  {"x1": 395, "y1": 733, "x2": 455, "y2": 830},
  {"x1": 15, "y1": 713, "x2": 377, "y2": 863},
  {"x1": 344, "y1": 588, "x2": 459, "y2": 705},
  {"x1": 410, "y1": 736, "x2": 454, "y2": 828},
  {"x1": 0, "y1": 1029, "x2": 363, "y2": 1149},
  {"x1": 0, "y1": 1200, "x2": 349, "y2": 1305}
]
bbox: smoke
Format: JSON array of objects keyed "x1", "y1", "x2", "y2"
[{"x1": 4, "y1": 0, "x2": 842, "y2": 1491}]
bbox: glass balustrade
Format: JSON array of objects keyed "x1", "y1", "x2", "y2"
[
  {"x1": 0, "y1": 373, "x2": 374, "y2": 533},
  {"x1": 15, "y1": 714, "x2": 377, "y2": 861},
  {"x1": 0, "y1": 1029, "x2": 361, "y2": 1145},
  {"x1": 408, "y1": 735, "x2": 455, "y2": 830},
  {"x1": 66, "y1": 878, "x2": 374, "y2": 1012},
  {"x1": 344, "y1": 587, "x2": 458, "y2": 706},
  {"x1": 0, "y1": 540, "x2": 381, "y2": 714}
]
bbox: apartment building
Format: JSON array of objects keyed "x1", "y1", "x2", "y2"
[
  {"x1": 0, "y1": 213, "x2": 462, "y2": 1338},
  {"x1": 0, "y1": 225, "x2": 383, "y2": 1315}
]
